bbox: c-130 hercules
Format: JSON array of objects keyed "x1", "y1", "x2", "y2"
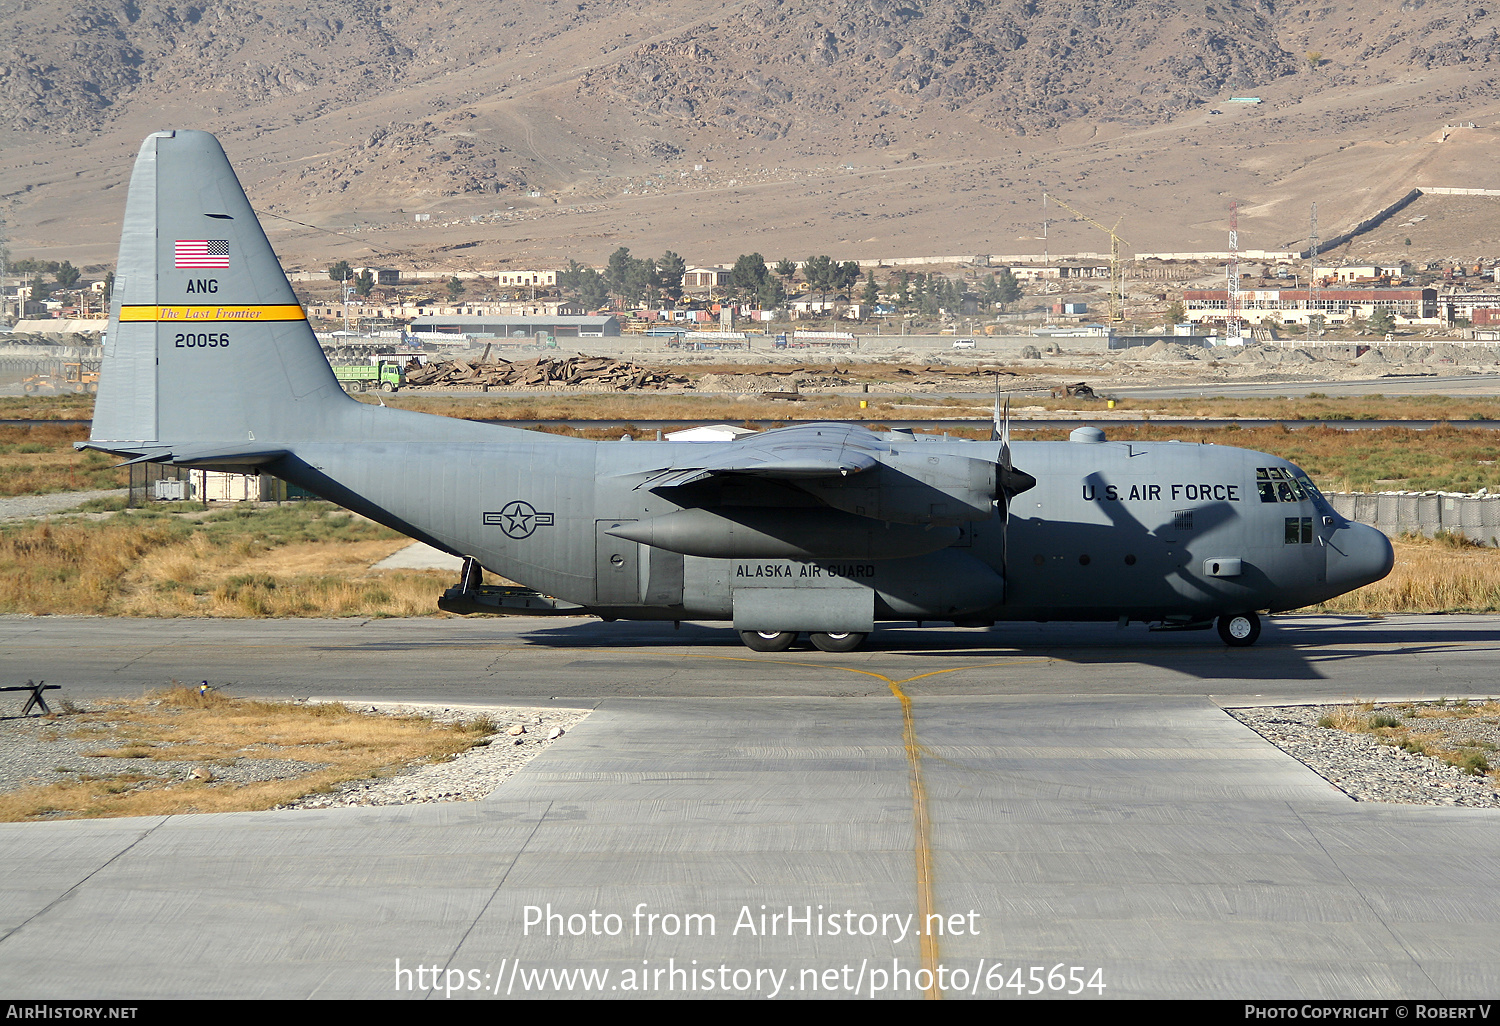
[{"x1": 83, "y1": 131, "x2": 1394, "y2": 652}]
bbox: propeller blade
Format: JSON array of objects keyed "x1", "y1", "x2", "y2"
[
  {"x1": 1001, "y1": 395, "x2": 1012, "y2": 474},
  {"x1": 991, "y1": 377, "x2": 1002, "y2": 442}
]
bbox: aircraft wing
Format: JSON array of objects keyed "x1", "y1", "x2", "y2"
[{"x1": 641, "y1": 422, "x2": 885, "y2": 489}]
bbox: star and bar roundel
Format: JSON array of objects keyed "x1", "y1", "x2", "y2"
[{"x1": 483, "y1": 500, "x2": 555, "y2": 539}]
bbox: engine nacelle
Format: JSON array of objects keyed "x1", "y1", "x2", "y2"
[
  {"x1": 607, "y1": 507, "x2": 961, "y2": 560},
  {"x1": 798, "y1": 451, "x2": 998, "y2": 525}
]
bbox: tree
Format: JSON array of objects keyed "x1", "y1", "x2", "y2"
[
  {"x1": 1368, "y1": 307, "x2": 1396, "y2": 335},
  {"x1": 558, "y1": 258, "x2": 612, "y2": 309},
  {"x1": 730, "y1": 253, "x2": 770, "y2": 302},
  {"x1": 656, "y1": 251, "x2": 686, "y2": 305},
  {"x1": 327, "y1": 261, "x2": 353, "y2": 283},
  {"x1": 445, "y1": 276, "x2": 465, "y2": 300},
  {"x1": 993, "y1": 269, "x2": 1022, "y2": 310},
  {"x1": 606, "y1": 247, "x2": 635, "y2": 303},
  {"x1": 837, "y1": 260, "x2": 862, "y2": 291},
  {"x1": 558, "y1": 258, "x2": 588, "y2": 293},
  {"x1": 1305, "y1": 50, "x2": 1322, "y2": 71},
  {"x1": 11, "y1": 259, "x2": 59, "y2": 274},
  {"x1": 757, "y1": 276, "x2": 786, "y2": 312},
  {"x1": 802, "y1": 255, "x2": 838, "y2": 309},
  {"x1": 862, "y1": 270, "x2": 879, "y2": 308},
  {"x1": 575, "y1": 268, "x2": 610, "y2": 310},
  {"x1": 354, "y1": 270, "x2": 375, "y2": 297},
  {"x1": 1165, "y1": 300, "x2": 1186, "y2": 327},
  {"x1": 892, "y1": 270, "x2": 912, "y2": 308},
  {"x1": 55, "y1": 261, "x2": 80, "y2": 287},
  {"x1": 103, "y1": 271, "x2": 115, "y2": 302},
  {"x1": 624, "y1": 257, "x2": 658, "y2": 306},
  {"x1": 774, "y1": 258, "x2": 798, "y2": 286}
]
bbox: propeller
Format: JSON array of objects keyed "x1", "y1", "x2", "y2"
[{"x1": 992, "y1": 378, "x2": 1036, "y2": 594}]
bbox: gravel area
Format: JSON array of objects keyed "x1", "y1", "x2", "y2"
[
  {"x1": 276, "y1": 702, "x2": 590, "y2": 808},
  {"x1": 1230, "y1": 703, "x2": 1500, "y2": 807},
  {"x1": 0, "y1": 707, "x2": 323, "y2": 792},
  {"x1": 0, "y1": 699, "x2": 590, "y2": 809},
  {"x1": 0, "y1": 488, "x2": 125, "y2": 521}
]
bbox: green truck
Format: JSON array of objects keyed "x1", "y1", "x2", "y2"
[{"x1": 332, "y1": 358, "x2": 405, "y2": 392}]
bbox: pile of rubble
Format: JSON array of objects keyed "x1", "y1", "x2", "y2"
[{"x1": 404, "y1": 356, "x2": 689, "y2": 390}]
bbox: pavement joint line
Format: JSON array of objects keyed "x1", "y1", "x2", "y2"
[
  {"x1": 1284, "y1": 801, "x2": 1446, "y2": 998},
  {"x1": 432, "y1": 800, "x2": 554, "y2": 1002},
  {"x1": 0, "y1": 815, "x2": 172, "y2": 949}
]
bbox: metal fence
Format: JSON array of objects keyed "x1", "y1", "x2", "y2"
[{"x1": 1326, "y1": 492, "x2": 1500, "y2": 545}]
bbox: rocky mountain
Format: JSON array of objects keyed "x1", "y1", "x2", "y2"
[{"x1": 3, "y1": 0, "x2": 1500, "y2": 267}]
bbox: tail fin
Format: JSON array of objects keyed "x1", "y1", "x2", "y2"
[{"x1": 92, "y1": 130, "x2": 342, "y2": 451}]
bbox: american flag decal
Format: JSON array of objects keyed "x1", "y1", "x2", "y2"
[{"x1": 175, "y1": 240, "x2": 230, "y2": 269}]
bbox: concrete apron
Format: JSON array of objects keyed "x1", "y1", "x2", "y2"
[{"x1": 0, "y1": 694, "x2": 1497, "y2": 999}]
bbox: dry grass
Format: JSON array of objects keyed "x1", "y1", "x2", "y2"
[
  {"x1": 0, "y1": 395, "x2": 96, "y2": 421},
  {"x1": 1314, "y1": 699, "x2": 1499, "y2": 782},
  {"x1": 357, "y1": 390, "x2": 948, "y2": 424},
  {"x1": 0, "y1": 423, "x2": 126, "y2": 496},
  {"x1": 1313, "y1": 533, "x2": 1500, "y2": 614},
  {"x1": 0, "y1": 686, "x2": 497, "y2": 821},
  {"x1": 0, "y1": 504, "x2": 455, "y2": 617}
]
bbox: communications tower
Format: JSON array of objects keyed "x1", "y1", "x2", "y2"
[
  {"x1": 1226, "y1": 202, "x2": 1242, "y2": 343},
  {"x1": 1307, "y1": 203, "x2": 1319, "y2": 342}
]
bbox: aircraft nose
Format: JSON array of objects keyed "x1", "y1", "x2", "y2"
[{"x1": 1326, "y1": 522, "x2": 1395, "y2": 592}]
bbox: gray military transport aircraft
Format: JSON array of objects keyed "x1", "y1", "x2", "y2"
[{"x1": 82, "y1": 130, "x2": 1395, "y2": 652}]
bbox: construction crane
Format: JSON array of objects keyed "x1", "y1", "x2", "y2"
[{"x1": 1042, "y1": 193, "x2": 1129, "y2": 323}]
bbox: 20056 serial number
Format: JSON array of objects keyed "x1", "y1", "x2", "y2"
[{"x1": 174, "y1": 332, "x2": 229, "y2": 347}]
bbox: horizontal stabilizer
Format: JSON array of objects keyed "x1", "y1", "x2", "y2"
[{"x1": 78, "y1": 441, "x2": 288, "y2": 471}]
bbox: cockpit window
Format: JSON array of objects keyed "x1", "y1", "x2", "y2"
[
  {"x1": 1292, "y1": 471, "x2": 1324, "y2": 502},
  {"x1": 1257, "y1": 466, "x2": 1310, "y2": 503}
]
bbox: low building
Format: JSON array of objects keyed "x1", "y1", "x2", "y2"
[
  {"x1": 408, "y1": 314, "x2": 620, "y2": 338},
  {"x1": 1183, "y1": 288, "x2": 1439, "y2": 326},
  {"x1": 353, "y1": 267, "x2": 401, "y2": 285},
  {"x1": 1009, "y1": 263, "x2": 1110, "y2": 281},
  {"x1": 493, "y1": 270, "x2": 558, "y2": 288},
  {"x1": 1315, "y1": 264, "x2": 1409, "y2": 283},
  {"x1": 306, "y1": 299, "x2": 584, "y2": 321},
  {"x1": 1443, "y1": 291, "x2": 1500, "y2": 324},
  {"x1": 683, "y1": 267, "x2": 731, "y2": 289}
]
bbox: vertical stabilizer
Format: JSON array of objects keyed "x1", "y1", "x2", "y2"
[{"x1": 91, "y1": 130, "x2": 343, "y2": 451}]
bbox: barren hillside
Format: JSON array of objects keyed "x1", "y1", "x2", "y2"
[{"x1": 3, "y1": 0, "x2": 1500, "y2": 270}]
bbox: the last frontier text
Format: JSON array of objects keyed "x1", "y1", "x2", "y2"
[{"x1": 523, "y1": 904, "x2": 981, "y2": 942}]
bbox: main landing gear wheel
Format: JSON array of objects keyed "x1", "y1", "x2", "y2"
[
  {"x1": 809, "y1": 631, "x2": 867, "y2": 653},
  {"x1": 740, "y1": 630, "x2": 796, "y2": 652},
  {"x1": 1217, "y1": 612, "x2": 1261, "y2": 647}
]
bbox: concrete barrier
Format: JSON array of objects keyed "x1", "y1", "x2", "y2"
[{"x1": 1327, "y1": 492, "x2": 1500, "y2": 545}]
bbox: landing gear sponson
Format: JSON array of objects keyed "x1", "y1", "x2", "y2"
[{"x1": 737, "y1": 615, "x2": 1267, "y2": 652}]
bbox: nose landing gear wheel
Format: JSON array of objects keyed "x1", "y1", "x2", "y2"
[
  {"x1": 809, "y1": 631, "x2": 867, "y2": 653},
  {"x1": 1217, "y1": 612, "x2": 1261, "y2": 647},
  {"x1": 740, "y1": 630, "x2": 796, "y2": 652}
]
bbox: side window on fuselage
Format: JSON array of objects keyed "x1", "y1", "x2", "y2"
[{"x1": 1284, "y1": 516, "x2": 1313, "y2": 544}]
